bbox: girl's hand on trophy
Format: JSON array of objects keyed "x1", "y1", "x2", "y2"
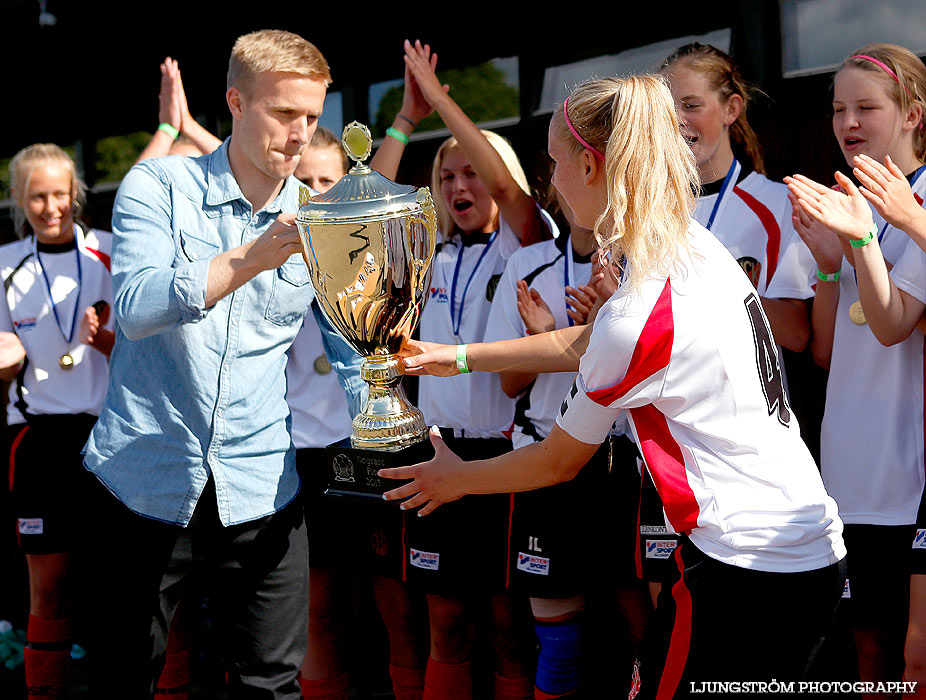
[
  {"x1": 404, "y1": 39, "x2": 450, "y2": 107},
  {"x1": 399, "y1": 340, "x2": 460, "y2": 376},
  {"x1": 380, "y1": 426, "x2": 466, "y2": 516}
]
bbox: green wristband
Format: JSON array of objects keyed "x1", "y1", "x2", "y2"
[
  {"x1": 157, "y1": 122, "x2": 180, "y2": 140},
  {"x1": 386, "y1": 127, "x2": 409, "y2": 145},
  {"x1": 816, "y1": 269, "x2": 841, "y2": 283},
  {"x1": 456, "y1": 344, "x2": 470, "y2": 374},
  {"x1": 850, "y1": 224, "x2": 878, "y2": 248}
]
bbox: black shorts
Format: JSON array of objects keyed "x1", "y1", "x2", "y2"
[
  {"x1": 637, "y1": 463, "x2": 682, "y2": 583},
  {"x1": 299, "y1": 447, "x2": 404, "y2": 578},
  {"x1": 7, "y1": 413, "x2": 97, "y2": 554},
  {"x1": 402, "y1": 431, "x2": 512, "y2": 593},
  {"x1": 637, "y1": 537, "x2": 846, "y2": 699},
  {"x1": 507, "y1": 435, "x2": 639, "y2": 598},
  {"x1": 842, "y1": 523, "x2": 915, "y2": 632}
]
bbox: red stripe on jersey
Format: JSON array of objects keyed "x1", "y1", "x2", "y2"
[
  {"x1": 587, "y1": 278, "x2": 674, "y2": 406},
  {"x1": 915, "y1": 193, "x2": 923, "y2": 206},
  {"x1": 733, "y1": 186, "x2": 780, "y2": 286},
  {"x1": 630, "y1": 405, "x2": 699, "y2": 534},
  {"x1": 656, "y1": 546, "x2": 692, "y2": 700},
  {"x1": 84, "y1": 247, "x2": 111, "y2": 272},
  {"x1": 8, "y1": 424, "x2": 28, "y2": 493}
]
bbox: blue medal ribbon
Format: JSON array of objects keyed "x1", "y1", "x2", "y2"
[
  {"x1": 704, "y1": 158, "x2": 740, "y2": 231},
  {"x1": 35, "y1": 226, "x2": 82, "y2": 351},
  {"x1": 450, "y1": 231, "x2": 497, "y2": 340}
]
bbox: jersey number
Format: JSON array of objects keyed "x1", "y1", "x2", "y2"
[{"x1": 744, "y1": 294, "x2": 790, "y2": 427}]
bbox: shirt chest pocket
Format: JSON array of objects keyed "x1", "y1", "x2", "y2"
[
  {"x1": 265, "y1": 255, "x2": 313, "y2": 326},
  {"x1": 177, "y1": 229, "x2": 220, "y2": 263}
]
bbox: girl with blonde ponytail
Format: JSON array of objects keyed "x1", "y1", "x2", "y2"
[{"x1": 385, "y1": 75, "x2": 846, "y2": 697}]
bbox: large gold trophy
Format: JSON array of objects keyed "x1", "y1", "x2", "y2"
[{"x1": 296, "y1": 122, "x2": 438, "y2": 500}]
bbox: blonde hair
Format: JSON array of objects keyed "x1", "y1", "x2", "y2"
[
  {"x1": 227, "y1": 29, "x2": 331, "y2": 95},
  {"x1": 552, "y1": 75, "x2": 698, "y2": 286},
  {"x1": 309, "y1": 125, "x2": 349, "y2": 173},
  {"x1": 430, "y1": 130, "x2": 531, "y2": 238},
  {"x1": 9, "y1": 143, "x2": 86, "y2": 238},
  {"x1": 839, "y1": 43, "x2": 926, "y2": 162},
  {"x1": 662, "y1": 42, "x2": 766, "y2": 174}
]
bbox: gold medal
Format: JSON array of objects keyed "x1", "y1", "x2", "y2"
[
  {"x1": 59, "y1": 353, "x2": 75, "y2": 370},
  {"x1": 313, "y1": 354, "x2": 332, "y2": 375},
  {"x1": 848, "y1": 300, "x2": 867, "y2": 325}
]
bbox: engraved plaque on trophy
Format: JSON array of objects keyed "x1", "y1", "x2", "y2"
[{"x1": 295, "y1": 122, "x2": 438, "y2": 501}]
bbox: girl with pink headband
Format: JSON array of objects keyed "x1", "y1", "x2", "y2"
[{"x1": 785, "y1": 42, "x2": 926, "y2": 692}]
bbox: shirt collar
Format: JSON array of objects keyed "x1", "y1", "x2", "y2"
[{"x1": 204, "y1": 139, "x2": 298, "y2": 214}]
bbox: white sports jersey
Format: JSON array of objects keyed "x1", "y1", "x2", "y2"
[
  {"x1": 557, "y1": 222, "x2": 845, "y2": 573},
  {"x1": 285, "y1": 304, "x2": 353, "y2": 450},
  {"x1": 418, "y1": 211, "x2": 558, "y2": 438},
  {"x1": 0, "y1": 226, "x2": 113, "y2": 423},
  {"x1": 695, "y1": 167, "x2": 814, "y2": 300},
  {"x1": 820, "y1": 171, "x2": 926, "y2": 525},
  {"x1": 484, "y1": 234, "x2": 593, "y2": 448}
]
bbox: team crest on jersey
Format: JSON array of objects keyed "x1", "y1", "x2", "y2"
[
  {"x1": 517, "y1": 552, "x2": 551, "y2": 576},
  {"x1": 18, "y1": 518, "x2": 43, "y2": 535},
  {"x1": 429, "y1": 286, "x2": 449, "y2": 303},
  {"x1": 645, "y1": 540, "x2": 677, "y2": 560},
  {"x1": 914, "y1": 529, "x2": 926, "y2": 550},
  {"x1": 737, "y1": 256, "x2": 761, "y2": 289},
  {"x1": 410, "y1": 548, "x2": 440, "y2": 571},
  {"x1": 13, "y1": 317, "x2": 36, "y2": 331}
]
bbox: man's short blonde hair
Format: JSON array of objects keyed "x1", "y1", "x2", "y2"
[{"x1": 227, "y1": 29, "x2": 331, "y2": 94}]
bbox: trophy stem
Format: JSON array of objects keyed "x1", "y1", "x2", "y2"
[{"x1": 351, "y1": 354, "x2": 428, "y2": 451}]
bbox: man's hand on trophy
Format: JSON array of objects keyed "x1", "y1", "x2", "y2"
[
  {"x1": 404, "y1": 39, "x2": 451, "y2": 108},
  {"x1": 399, "y1": 340, "x2": 461, "y2": 377},
  {"x1": 379, "y1": 426, "x2": 466, "y2": 516},
  {"x1": 246, "y1": 213, "x2": 304, "y2": 271}
]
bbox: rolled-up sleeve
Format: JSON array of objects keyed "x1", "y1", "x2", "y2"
[
  {"x1": 314, "y1": 303, "x2": 366, "y2": 417},
  {"x1": 112, "y1": 163, "x2": 212, "y2": 339}
]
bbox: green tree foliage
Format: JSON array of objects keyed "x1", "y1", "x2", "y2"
[
  {"x1": 94, "y1": 131, "x2": 152, "y2": 183},
  {"x1": 375, "y1": 62, "x2": 519, "y2": 137}
]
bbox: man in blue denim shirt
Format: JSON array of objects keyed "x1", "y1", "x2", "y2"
[{"x1": 81, "y1": 30, "x2": 360, "y2": 699}]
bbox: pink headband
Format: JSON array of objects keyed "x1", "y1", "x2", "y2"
[
  {"x1": 850, "y1": 54, "x2": 913, "y2": 97},
  {"x1": 563, "y1": 97, "x2": 606, "y2": 161}
]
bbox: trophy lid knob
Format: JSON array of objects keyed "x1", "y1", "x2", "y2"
[{"x1": 343, "y1": 121, "x2": 373, "y2": 170}]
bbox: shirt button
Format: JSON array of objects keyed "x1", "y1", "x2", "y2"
[
  {"x1": 232, "y1": 317, "x2": 239, "y2": 326},
  {"x1": 216, "y1": 409, "x2": 223, "y2": 417}
]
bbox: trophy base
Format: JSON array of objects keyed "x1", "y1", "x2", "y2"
[{"x1": 325, "y1": 438, "x2": 435, "y2": 503}]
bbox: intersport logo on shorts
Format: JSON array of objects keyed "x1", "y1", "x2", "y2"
[
  {"x1": 645, "y1": 540, "x2": 677, "y2": 559},
  {"x1": 914, "y1": 529, "x2": 926, "y2": 549},
  {"x1": 517, "y1": 552, "x2": 550, "y2": 575},
  {"x1": 409, "y1": 548, "x2": 440, "y2": 570}
]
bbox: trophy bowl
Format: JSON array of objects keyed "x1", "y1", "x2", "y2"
[{"x1": 295, "y1": 123, "x2": 438, "y2": 499}]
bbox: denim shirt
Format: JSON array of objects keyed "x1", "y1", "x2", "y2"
[{"x1": 84, "y1": 140, "x2": 363, "y2": 526}]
